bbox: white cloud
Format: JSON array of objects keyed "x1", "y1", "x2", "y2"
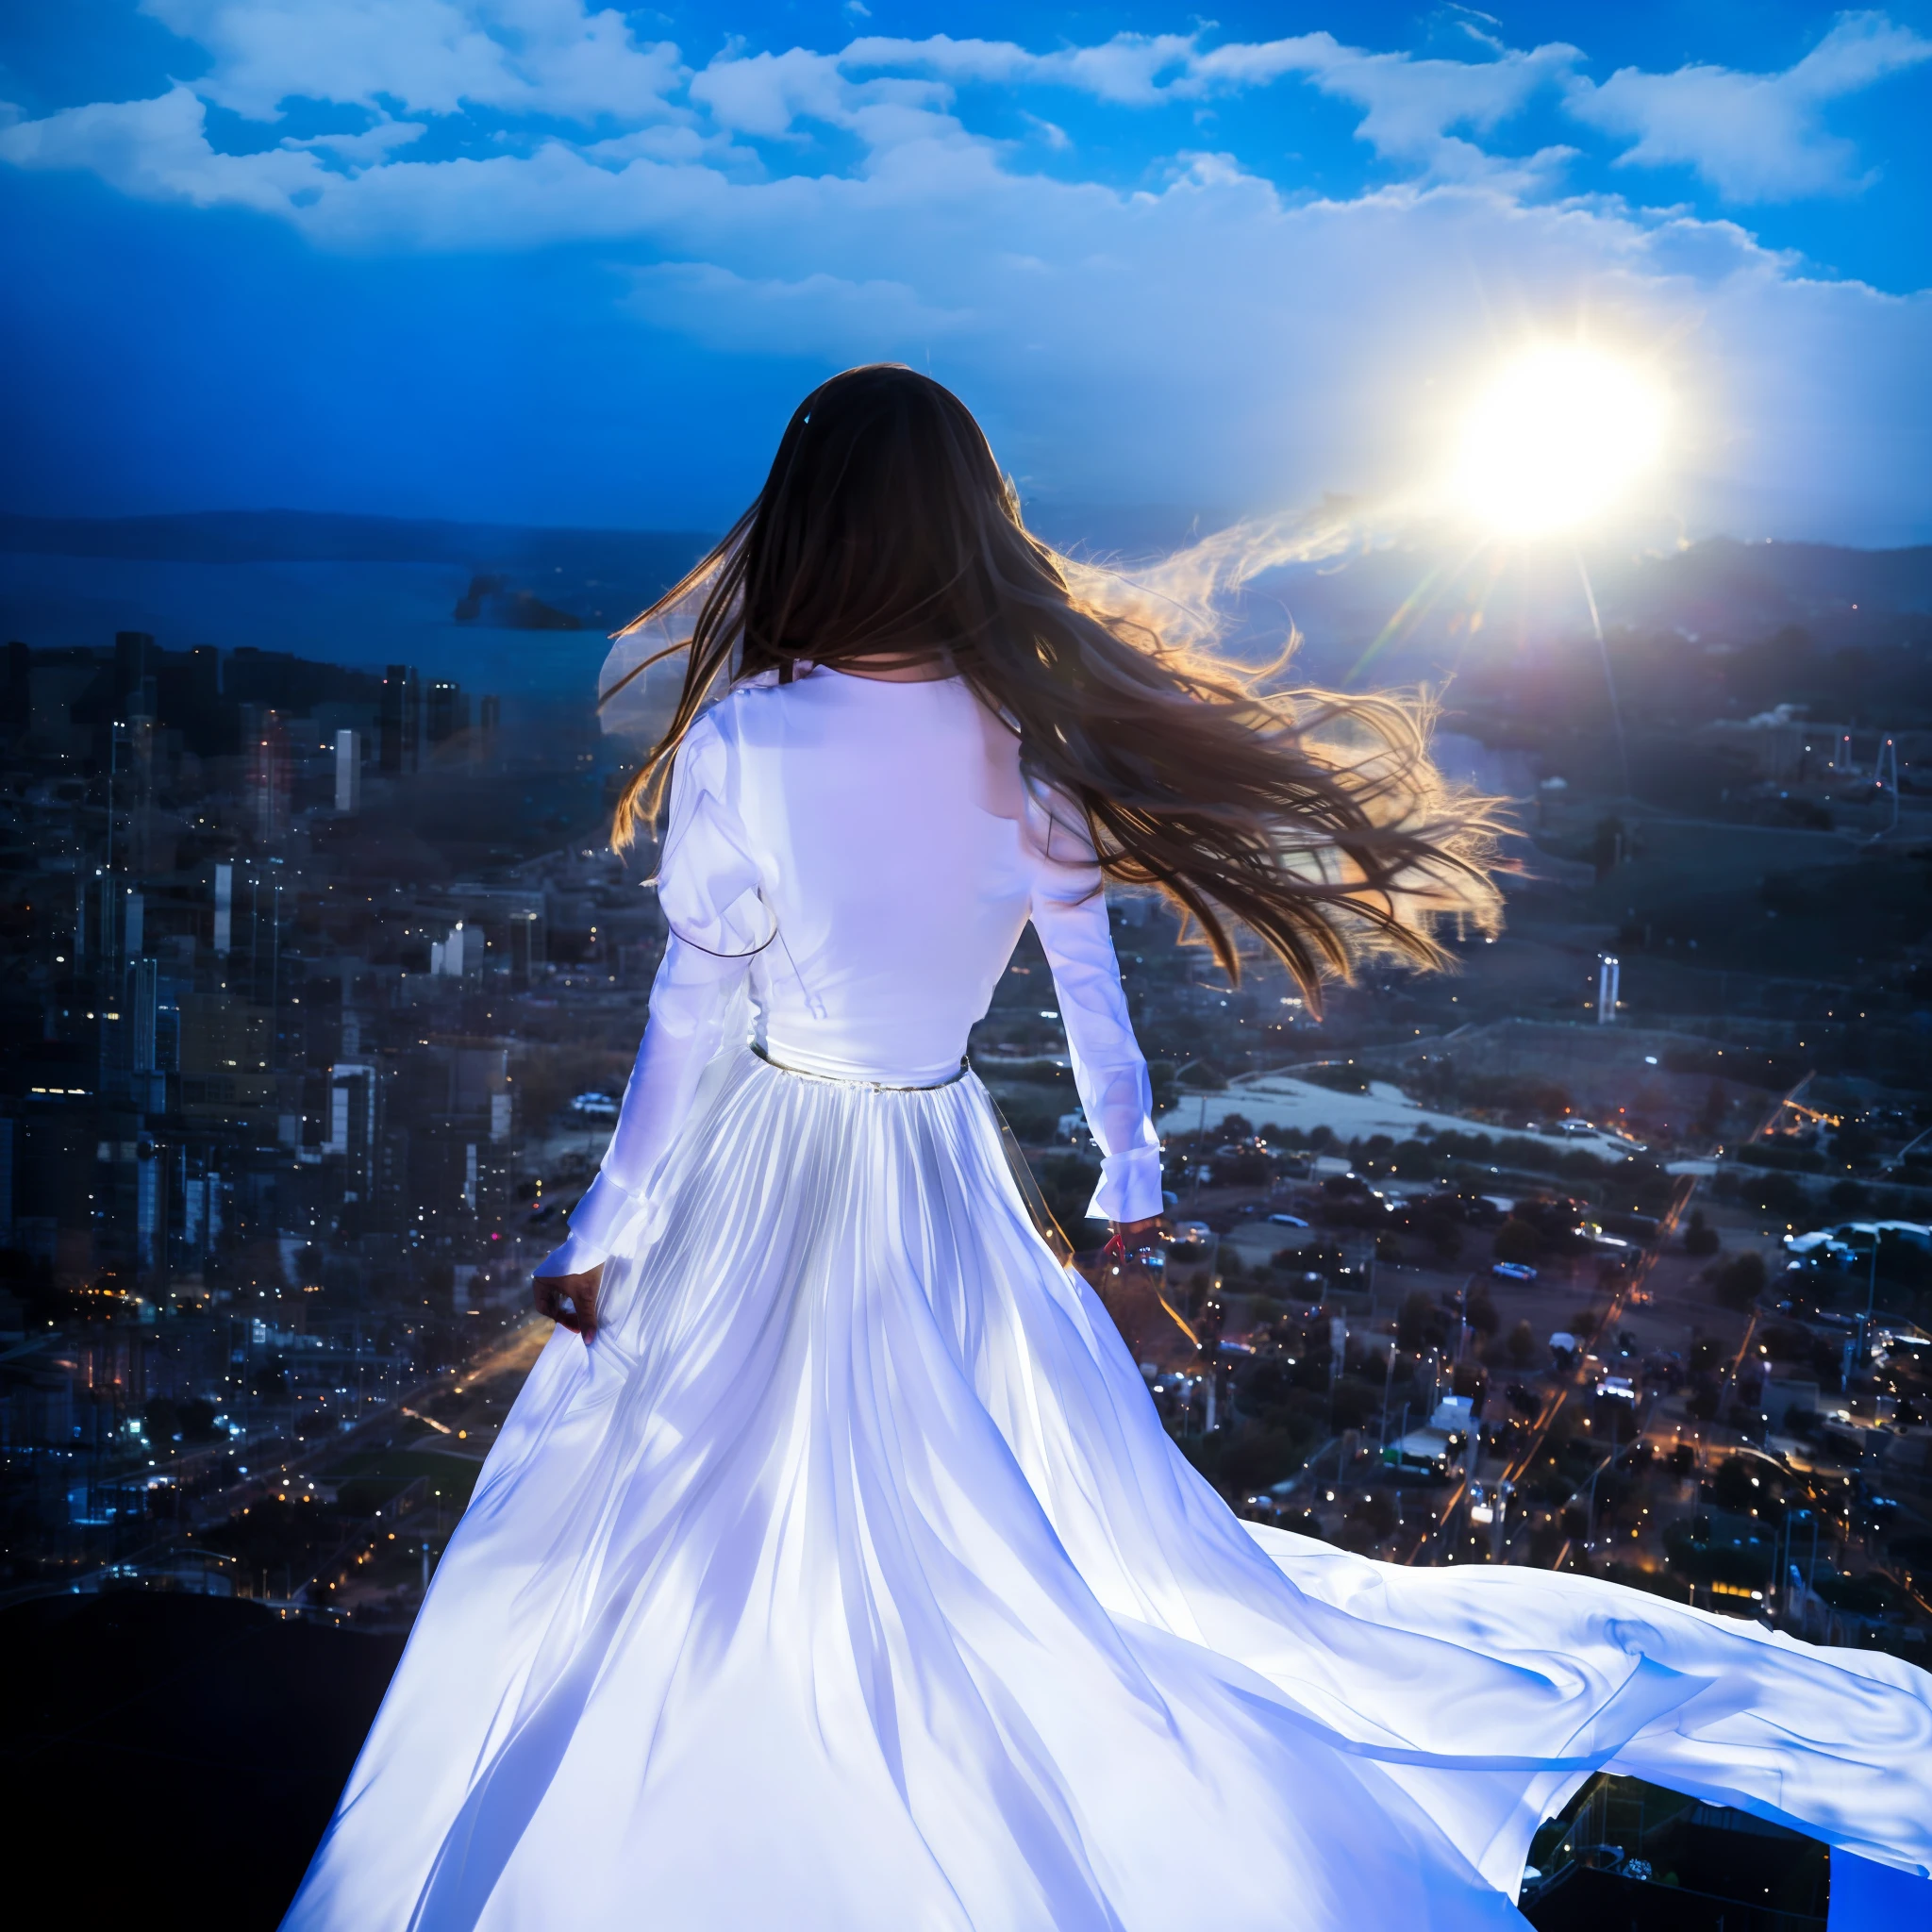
[
  {"x1": 281, "y1": 116, "x2": 427, "y2": 162},
  {"x1": 687, "y1": 44, "x2": 959, "y2": 152},
  {"x1": 140, "y1": 0, "x2": 686, "y2": 122},
  {"x1": 838, "y1": 34, "x2": 1037, "y2": 89},
  {"x1": 1036, "y1": 33, "x2": 1198, "y2": 106},
  {"x1": 1, "y1": 7, "x2": 1926, "y2": 541},
  {"x1": 839, "y1": 29, "x2": 1574, "y2": 170},
  {"x1": 0, "y1": 82, "x2": 329, "y2": 210},
  {"x1": 1278, "y1": 42, "x2": 1576, "y2": 161},
  {"x1": 1565, "y1": 11, "x2": 1932, "y2": 201},
  {"x1": 689, "y1": 47, "x2": 848, "y2": 139}
]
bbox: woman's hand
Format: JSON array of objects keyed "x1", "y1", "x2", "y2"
[
  {"x1": 533, "y1": 1263, "x2": 603, "y2": 1341},
  {"x1": 1109, "y1": 1217, "x2": 1166, "y2": 1265}
]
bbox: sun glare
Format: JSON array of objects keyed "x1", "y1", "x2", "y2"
[{"x1": 1453, "y1": 347, "x2": 1667, "y2": 538}]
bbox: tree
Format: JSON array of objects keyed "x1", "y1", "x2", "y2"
[
  {"x1": 178, "y1": 1397, "x2": 223, "y2": 1442},
  {"x1": 1216, "y1": 1148, "x2": 1272, "y2": 1188},
  {"x1": 1683, "y1": 1208, "x2": 1721, "y2": 1257},
  {"x1": 1506, "y1": 1320, "x2": 1537, "y2": 1368},
  {"x1": 1407, "y1": 1203, "x2": 1462, "y2": 1264},
  {"x1": 1712, "y1": 1457, "x2": 1767, "y2": 1513},
  {"x1": 1712, "y1": 1251, "x2": 1768, "y2": 1310},
  {"x1": 1397, "y1": 1290, "x2": 1438, "y2": 1353},
  {"x1": 1034, "y1": 1154, "x2": 1104, "y2": 1245}
]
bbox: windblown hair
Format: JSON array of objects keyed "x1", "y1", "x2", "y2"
[{"x1": 604, "y1": 364, "x2": 1500, "y2": 1012}]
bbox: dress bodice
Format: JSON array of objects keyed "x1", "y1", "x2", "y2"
[
  {"x1": 560, "y1": 666, "x2": 1163, "y2": 1263},
  {"x1": 714, "y1": 670, "x2": 1041, "y2": 1083}
]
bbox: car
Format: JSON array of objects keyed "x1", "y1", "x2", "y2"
[
  {"x1": 570, "y1": 1091, "x2": 620, "y2": 1120},
  {"x1": 1491, "y1": 1260, "x2": 1538, "y2": 1281},
  {"x1": 1266, "y1": 1212, "x2": 1310, "y2": 1227}
]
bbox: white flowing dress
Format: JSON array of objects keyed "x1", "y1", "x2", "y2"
[{"x1": 285, "y1": 668, "x2": 1932, "y2": 1932}]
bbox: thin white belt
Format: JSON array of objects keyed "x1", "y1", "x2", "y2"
[{"x1": 750, "y1": 1042, "x2": 969, "y2": 1092}]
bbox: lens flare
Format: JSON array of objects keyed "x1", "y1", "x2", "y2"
[{"x1": 1453, "y1": 347, "x2": 1667, "y2": 537}]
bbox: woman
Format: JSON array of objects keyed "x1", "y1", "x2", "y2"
[{"x1": 286, "y1": 368, "x2": 1929, "y2": 1930}]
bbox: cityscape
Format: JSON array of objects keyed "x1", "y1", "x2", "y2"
[{"x1": 1, "y1": 525, "x2": 1927, "y2": 1924}]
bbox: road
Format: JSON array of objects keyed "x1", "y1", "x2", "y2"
[
  {"x1": 1403, "y1": 1172, "x2": 1701, "y2": 1568},
  {"x1": 8, "y1": 1315, "x2": 555, "y2": 1609}
]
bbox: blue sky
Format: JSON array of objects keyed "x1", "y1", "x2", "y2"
[{"x1": 3, "y1": 3, "x2": 1929, "y2": 543}]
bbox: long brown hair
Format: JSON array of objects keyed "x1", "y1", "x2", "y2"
[{"x1": 604, "y1": 364, "x2": 1498, "y2": 1012}]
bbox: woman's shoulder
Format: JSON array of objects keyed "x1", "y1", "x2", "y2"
[
  {"x1": 674, "y1": 675, "x2": 793, "y2": 781},
  {"x1": 702, "y1": 664, "x2": 864, "y2": 743}
]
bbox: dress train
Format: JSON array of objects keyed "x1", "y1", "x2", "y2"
[{"x1": 282, "y1": 1052, "x2": 1932, "y2": 1930}]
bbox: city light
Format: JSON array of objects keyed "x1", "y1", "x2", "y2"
[{"x1": 1451, "y1": 346, "x2": 1668, "y2": 537}]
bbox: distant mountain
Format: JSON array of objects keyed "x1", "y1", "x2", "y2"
[
  {"x1": 1577, "y1": 537, "x2": 1929, "y2": 631},
  {"x1": 3, "y1": 508, "x2": 1925, "y2": 697},
  {"x1": 0, "y1": 511, "x2": 719, "y2": 691},
  {"x1": 1228, "y1": 532, "x2": 1932, "y2": 685},
  {"x1": 0, "y1": 509, "x2": 716, "y2": 582}
]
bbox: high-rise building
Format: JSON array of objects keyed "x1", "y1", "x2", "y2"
[
  {"x1": 189, "y1": 643, "x2": 221, "y2": 705},
  {"x1": 425, "y1": 679, "x2": 467, "y2": 748},
  {"x1": 212, "y1": 861, "x2": 233, "y2": 957},
  {"x1": 429, "y1": 923, "x2": 484, "y2": 978},
  {"x1": 334, "y1": 728, "x2": 362, "y2": 812},
  {"x1": 506, "y1": 908, "x2": 541, "y2": 989},
  {"x1": 326, "y1": 1062, "x2": 378, "y2": 1204},
  {"x1": 471, "y1": 691, "x2": 501, "y2": 765},
  {"x1": 380, "y1": 664, "x2": 420, "y2": 774},
  {"x1": 247, "y1": 711, "x2": 292, "y2": 843},
  {"x1": 164, "y1": 643, "x2": 228, "y2": 757},
  {"x1": 125, "y1": 956, "x2": 166, "y2": 1115},
  {"x1": 113, "y1": 631, "x2": 158, "y2": 720},
  {"x1": 2, "y1": 641, "x2": 29, "y2": 738}
]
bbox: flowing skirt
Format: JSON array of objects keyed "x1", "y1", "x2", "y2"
[{"x1": 284, "y1": 1050, "x2": 1932, "y2": 1931}]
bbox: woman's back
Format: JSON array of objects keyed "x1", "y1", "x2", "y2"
[{"x1": 710, "y1": 669, "x2": 1045, "y2": 1084}]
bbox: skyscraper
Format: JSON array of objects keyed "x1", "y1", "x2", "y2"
[
  {"x1": 380, "y1": 665, "x2": 420, "y2": 774},
  {"x1": 472, "y1": 691, "x2": 501, "y2": 766},
  {"x1": 425, "y1": 679, "x2": 466, "y2": 748},
  {"x1": 113, "y1": 630, "x2": 158, "y2": 719},
  {"x1": 248, "y1": 711, "x2": 291, "y2": 843},
  {"x1": 334, "y1": 728, "x2": 362, "y2": 812}
]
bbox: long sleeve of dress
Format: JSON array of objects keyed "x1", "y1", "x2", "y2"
[
  {"x1": 536, "y1": 713, "x2": 768, "y2": 1274},
  {"x1": 1025, "y1": 791, "x2": 1165, "y2": 1225}
]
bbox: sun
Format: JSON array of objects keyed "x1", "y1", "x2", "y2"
[{"x1": 1453, "y1": 346, "x2": 1668, "y2": 538}]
